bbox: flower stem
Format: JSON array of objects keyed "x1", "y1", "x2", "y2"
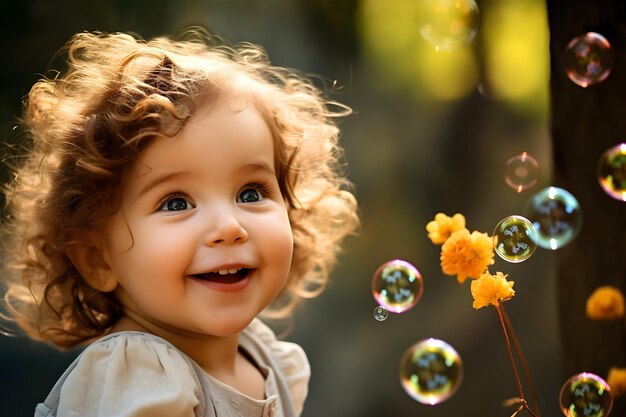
[
  {"x1": 501, "y1": 306, "x2": 542, "y2": 417},
  {"x1": 496, "y1": 304, "x2": 525, "y2": 400},
  {"x1": 495, "y1": 304, "x2": 539, "y2": 417}
]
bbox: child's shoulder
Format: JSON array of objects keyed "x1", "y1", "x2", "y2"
[
  {"x1": 245, "y1": 319, "x2": 309, "y2": 373},
  {"x1": 36, "y1": 331, "x2": 201, "y2": 417}
]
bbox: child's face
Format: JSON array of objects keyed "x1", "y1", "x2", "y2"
[{"x1": 101, "y1": 96, "x2": 293, "y2": 337}]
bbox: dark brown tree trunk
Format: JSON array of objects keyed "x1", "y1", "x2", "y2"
[{"x1": 547, "y1": 0, "x2": 626, "y2": 414}]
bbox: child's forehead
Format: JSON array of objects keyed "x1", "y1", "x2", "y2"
[{"x1": 131, "y1": 97, "x2": 274, "y2": 170}]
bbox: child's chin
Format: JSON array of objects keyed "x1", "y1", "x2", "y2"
[{"x1": 205, "y1": 318, "x2": 255, "y2": 337}]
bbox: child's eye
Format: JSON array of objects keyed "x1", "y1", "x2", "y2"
[
  {"x1": 237, "y1": 184, "x2": 269, "y2": 203},
  {"x1": 158, "y1": 194, "x2": 195, "y2": 211}
]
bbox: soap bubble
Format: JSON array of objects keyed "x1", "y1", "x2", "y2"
[
  {"x1": 373, "y1": 306, "x2": 389, "y2": 321},
  {"x1": 563, "y1": 32, "x2": 613, "y2": 88},
  {"x1": 417, "y1": 0, "x2": 481, "y2": 51},
  {"x1": 492, "y1": 215, "x2": 538, "y2": 263},
  {"x1": 559, "y1": 372, "x2": 613, "y2": 417},
  {"x1": 597, "y1": 142, "x2": 626, "y2": 201},
  {"x1": 524, "y1": 187, "x2": 582, "y2": 250},
  {"x1": 504, "y1": 152, "x2": 540, "y2": 193},
  {"x1": 372, "y1": 259, "x2": 424, "y2": 314},
  {"x1": 399, "y1": 338, "x2": 463, "y2": 405}
]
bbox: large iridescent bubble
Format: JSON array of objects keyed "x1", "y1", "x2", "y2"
[
  {"x1": 524, "y1": 187, "x2": 582, "y2": 250},
  {"x1": 504, "y1": 152, "x2": 540, "y2": 193},
  {"x1": 372, "y1": 259, "x2": 424, "y2": 314},
  {"x1": 417, "y1": 0, "x2": 481, "y2": 51},
  {"x1": 559, "y1": 372, "x2": 613, "y2": 417},
  {"x1": 597, "y1": 143, "x2": 626, "y2": 201},
  {"x1": 563, "y1": 32, "x2": 613, "y2": 88},
  {"x1": 492, "y1": 215, "x2": 538, "y2": 263},
  {"x1": 399, "y1": 338, "x2": 463, "y2": 405}
]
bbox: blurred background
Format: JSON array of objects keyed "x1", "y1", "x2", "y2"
[{"x1": 1, "y1": 0, "x2": 623, "y2": 416}]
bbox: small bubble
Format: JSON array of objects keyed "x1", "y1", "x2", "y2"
[
  {"x1": 417, "y1": 0, "x2": 481, "y2": 51},
  {"x1": 564, "y1": 32, "x2": 613, "y2": 88},
  {"x1": 399, "y1": 338, "x2": 463, "y2": 405},
  {"x1": 524, "y1": 187, "x2": 582, "y2": 250},
  {"x1": 597, "y1": 142, "x2": 626, "y2": 201},
  {"x1": 504, "y1": 152, "x2": 540, "y2": 193},
  {"x1": 493, "y1": 215, "x2": 537, "y2": 263},
  {"x1": 372, "y1": 260, "x2": 424, "y2": 314},
  {"x1": 559, "y1": 372, "x2": 613, "y2": 417},
  {"x1": 373, "y1": 306, "x2": 389, "y2": 321}
]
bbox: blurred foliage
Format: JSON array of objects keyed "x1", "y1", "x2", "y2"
[{"x1": 357, "y1": 0, "x2": 549, "y2": 120}]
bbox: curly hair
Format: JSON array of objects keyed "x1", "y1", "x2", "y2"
[{"x1": 1, "y1": 29, "x2": 358, "y2": 349}]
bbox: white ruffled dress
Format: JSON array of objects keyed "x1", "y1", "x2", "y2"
[{"x1": 34, "y1": 319, "x2": 310, "y2": 417}]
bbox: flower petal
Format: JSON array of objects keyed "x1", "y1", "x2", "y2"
[
  {"x1": 426, "y1": 212, "x2": 466, "y2": 245},
  {"x1": 608, "y1": 367, "x2": 626, "y2": 397},
  {"x1": 441, "y1": 229, "x2": 495, "y2": 284},
  {"x1": 585, "y1": 286, "x2": 625, "y2": 320},
  {"x1": 470, "y1": 271, "x2": 515, "y2": 309}
]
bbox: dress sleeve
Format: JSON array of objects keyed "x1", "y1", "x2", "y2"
[
  {"x1": 57, "y1": 333, "x2": 200, "y2": 417},
  {"x1": 248, "y1": 319, "x2": 311, "y2": 416}
]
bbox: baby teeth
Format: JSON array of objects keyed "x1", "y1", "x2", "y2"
[{"x1": 217, "y1": 268, "x2": 241, "y2": 275}]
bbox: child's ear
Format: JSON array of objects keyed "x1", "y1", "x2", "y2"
[{"x1": 65, "y1": 239, "x2": 118, "y2": 293}]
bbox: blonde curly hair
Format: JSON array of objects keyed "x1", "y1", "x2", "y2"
[{"x1": 1, "y1": 29, "x2": 358, "y2": 349}]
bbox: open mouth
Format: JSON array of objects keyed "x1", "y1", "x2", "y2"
[{"x1": 192, "y1": 268, "x2": 250, "y2": 284}]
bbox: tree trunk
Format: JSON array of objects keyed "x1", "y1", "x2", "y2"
[{"x1": 547, "y1": 0, "x2": 626, "y2": 413}]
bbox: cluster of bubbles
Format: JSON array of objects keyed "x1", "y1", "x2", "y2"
[
  {"x1": 371, "y1": 8, "x2": 622, "y2": 412},
  {"x1": 559, "y1": 373, "x2": 613, "y2": 417},
  {"x1": 499, "y1": 152, "x2": 585, "y2": 260},
  {"x1": 561, "y1": 31, "x2": 624, "y2": 201},
  {"x1": 371, "y1": 260, "x2": 463, "y2": 405},
  {"x1": 416, "y1": 0, "x2": 481, "y2": 51},
  {"x1": 563, "y1": 32, "x2": 614, "y2": 88},
  {"x1": 399, "y1": 338, "x2": 464, "y2": 405}
]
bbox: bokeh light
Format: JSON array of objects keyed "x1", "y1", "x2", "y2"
[
  {"x1": 399, "y1": 338, "x2": 463, "y2": 405},
  {"x1": 524, "y1": 186, "x2": 582, "y2": 250},
  {"x1": 563, "y1": 32, "x2": 613, "y2": 88},
  {"x1": 504, "y1": 152, "x2": 540, "y2": 192},
  {"x1": 358, "y1": 0, "x2": 480, "y2": 101},
  {"x1": 372, "y1": 259, "x2": 424, "y2": 314},
  {"x1": 492, "y1": 215, "x2": 538, "y2": 263},
  {"x1": 373, "y1": 306, "x2": 389, "y2": 321},
  {"x1": 481, "y1": 0, "x2": 549, "y2": 119},
  {"x1": 416, "y1": 0, "x2": 481, "y2": 51},
  {"x1": 597, "y1": 143, "x2": 626, "y2": 201},
  {"x1": 559, "y1": 372, "x2": 613, "y2": 417}
]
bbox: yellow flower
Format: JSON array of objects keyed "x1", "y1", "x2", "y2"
[
  {"x1": 607, "y1": 367, "x2": 626, "y2": 397},
  {"x1": 585, "y1": 286, "x2": 625, "y2": 320},
  {"x1": 471, "y1": 271, "x2": 515, "y2": 309},
  {"x1": 426, "y1": 213, "x2": 466, "y2": 245},
  {"x1": 440, "y1": 229, "x2": 495, "y2": 283}
]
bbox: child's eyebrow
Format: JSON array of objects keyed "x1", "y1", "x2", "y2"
[
  {"x1": 240, "y1": 161, "x2": 276, "y2": 175},
  {"x1": 137, "y1": 171, "x2": 191, "y2": 197}
]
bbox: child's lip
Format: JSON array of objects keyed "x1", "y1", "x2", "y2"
[{"x1": 190, "y1": 263, "x2": 254, "y2": 274}]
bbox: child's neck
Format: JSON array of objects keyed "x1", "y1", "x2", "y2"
[{"x1": 110, "y1": 314, "x2": 265, "y2": 400}]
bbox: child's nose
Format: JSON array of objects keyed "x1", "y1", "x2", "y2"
[{"x1": 203, "y1": 205, "x2": 249, "y2": 246}]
